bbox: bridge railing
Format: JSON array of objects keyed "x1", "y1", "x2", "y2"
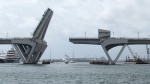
[
  {"x1": 69, "y1": 37, "x2": 150, "y2": 41},
  {"x1": 69, "y1": 37, "x2": 99, "y2": 40},
  {"x1": 0, "y1": 37, "x2": 31, "y2": 40},
  {"x1": 110, "y1": 37, "x2": 150, "y2": 40}
]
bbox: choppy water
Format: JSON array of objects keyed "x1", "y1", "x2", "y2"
[{"x1": 0, "y1": 62, "x2": 150, "y2": 84}]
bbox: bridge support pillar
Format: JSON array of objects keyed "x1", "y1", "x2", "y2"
[
  {"x1": 101, "y1": 44, "x2": 126, "y2": 65},
  {"x1": 101, "y1": 45, "x2": 113, "y2": 64},
  {"x1": 114, "y1": 44, "x2": 126, "y2": 63},
  {"x1": 13, "y1": 44, "x2": 26, "y2": 63}
]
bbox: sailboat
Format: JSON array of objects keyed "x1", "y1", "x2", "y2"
[
  {"x1": 70, "y1": 51, "x2": 75, "y2": 63},
  {"x1": 64, "y1": 54, "x2": 69, "y2": 64}
]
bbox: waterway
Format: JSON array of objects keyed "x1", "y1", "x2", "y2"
[{"x1": 0, "y1": 62, "x2": 150, "y2": 84}]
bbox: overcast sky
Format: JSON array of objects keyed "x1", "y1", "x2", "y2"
[{"x1": 0, "y1": 0, "x2": 150, "y2": 60}]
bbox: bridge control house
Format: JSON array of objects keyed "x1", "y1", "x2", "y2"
[{"x1": 98, "y1": 29, "x2": 110, "y2": 39}]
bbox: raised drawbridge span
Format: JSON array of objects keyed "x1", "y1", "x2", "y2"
[
  {"x1": 69, "y1": 29, "x2": 150, "y2": 64},
  {"x1": 0, "y1": 8, "x2": 53, "y2": 64}
]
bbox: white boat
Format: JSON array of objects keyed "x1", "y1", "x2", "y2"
[
  {"x1": 65, "y1": 60, "x2": 69, "y2": 64},
  {"x1": 0, "y1": 52, "x2": 6, "y2": 63},
  {"x1": 124, "y1": 57, "x2": 136, "y2": 64},
  {"x1": 70, "y1": 60, "x2": 75, "y2": 63},
  {"x1": 6, "y1": 47, "x2": 20, "y2": 63},
  {"x1": 70, "y1": 60, "x2": 74, "y2": 63},
  {"x1": 64, "y1": 54, "x2": 69, "y2": 64}
]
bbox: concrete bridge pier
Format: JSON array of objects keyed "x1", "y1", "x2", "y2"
[
  {"x1": 101, "y1": 44, "x2": 126, "y2": 65},
  {"x1": 12, "y1": 40, "x2": 48, "y2": 64}
]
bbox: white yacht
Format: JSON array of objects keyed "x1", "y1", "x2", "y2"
[{"x1": 6, "y1": 47, "x2": 20, "y2": 63}]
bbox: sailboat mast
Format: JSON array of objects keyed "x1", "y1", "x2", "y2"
[
  {"x1": 72, "y1": 51, "x2": 74, "y2": 59},
  {"x1": 50, "y1": 48, "x2": 51, "y2": 61}
]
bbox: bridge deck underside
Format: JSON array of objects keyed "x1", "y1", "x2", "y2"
[
  {"x1": 0, "y1": 39, "x2": 12, "y2": 44},
  {"x1": 69, "y1": 38, "x2": 100, "y2": 45}
]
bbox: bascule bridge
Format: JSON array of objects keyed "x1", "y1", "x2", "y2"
[
  {"x1": 0, "y1": 8, "x2": 53, "y2": 64},
  {"x1": 69, "y1": 29, "x2": 150, "y2": 64}
]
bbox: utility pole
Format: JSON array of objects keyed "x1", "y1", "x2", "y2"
[{"x1": 113, "y1": 32, "x2": 114, "y2": 37}]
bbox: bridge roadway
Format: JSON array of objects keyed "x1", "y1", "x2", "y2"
[
  {"x1": 69, "y1": 37, "x2": 150, "y2": 64},
  {"x1": 0, "y1": 38, "x2": 31, "y2": 44}
]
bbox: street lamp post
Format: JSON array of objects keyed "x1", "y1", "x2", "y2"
[
  {"x1": 85, "y1": 32, "x2": 86, "y2": 38},
  {"x1": 138, "y1": 32, "x2": 139, "y2": 39},
  {"x1": 148, "y1": 35, "x2": 150, "y2": 39},
  {"x1": 6, "y1": 33, "x2": 8, "y2": 38}
]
